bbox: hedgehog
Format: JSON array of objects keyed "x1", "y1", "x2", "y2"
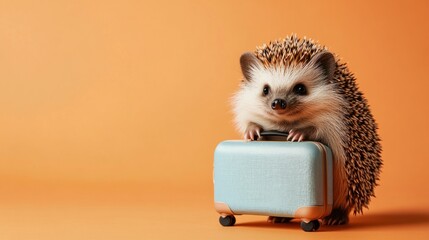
[{"x1": 232, "y1": 34, "x2": 382, "y2": 225}]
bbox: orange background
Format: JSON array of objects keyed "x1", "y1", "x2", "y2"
[{"x1": 1, "y1": 0, "x2": 429, "y2": 239}]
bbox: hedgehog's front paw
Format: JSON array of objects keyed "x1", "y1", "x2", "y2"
[
  {"x1": 244, "y1": 123, "x2": 262, "y2": 141},
  {"x1": 287, "y1": 129, "x2": 305, "y2": 142},
  {"x1": 322, "y1": 208, "x2": 349, "y2": 225}
]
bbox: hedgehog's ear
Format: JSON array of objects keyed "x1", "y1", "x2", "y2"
[
  {"x1": 240, "y1": 52, "x2": 261, "y2": 82},
  {"x1": 308, "y1": 51, "x2": 336, "y2": 81}
]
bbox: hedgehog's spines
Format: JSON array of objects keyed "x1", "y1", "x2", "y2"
[{"x1": 252, "y1": 34, "x2": 382, "y2": 215}]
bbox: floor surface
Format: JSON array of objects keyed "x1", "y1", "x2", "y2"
[{"x1": 1, "y1": 183, "x2": 428, "y2": 240}]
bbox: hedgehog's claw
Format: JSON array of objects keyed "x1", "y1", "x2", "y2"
[
  {"x1": 287, "y1": 129, "x2": 305, "y2": 142},
  {"x1": 244, "y1": 123, "x2": 262, "y2": 141}
]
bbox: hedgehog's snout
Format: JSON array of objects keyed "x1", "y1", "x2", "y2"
[{"x1": 271, "y1": 99, "x2": 287, "y2": 111}]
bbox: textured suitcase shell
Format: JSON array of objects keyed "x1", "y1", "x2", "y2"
[{"x1": 214, "y1": 140, "x2": 333, "y2": 226}]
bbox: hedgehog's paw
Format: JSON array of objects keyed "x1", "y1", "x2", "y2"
[
  {"x1": 322, "y1": 208, "x2": 349, "y2": 225},
  {"x1": 287, "y1": 129, "x2": 305, "y2": 142},
  {"x1": 244, "y1": 123, "x2": 262, "y2": 141},
  {"x1": 267, "y1": 216, "x2": 293, "y2": 224}
]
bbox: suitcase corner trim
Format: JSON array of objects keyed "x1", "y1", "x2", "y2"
[
  {"x1": 214, "y1": 201, "x2": 234, "y2": 216},
  {"x1": 294, "y1": 204, "x2": 333, "y2": 220}
]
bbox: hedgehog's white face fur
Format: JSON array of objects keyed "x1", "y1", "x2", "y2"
[{"x1": 233, "y1": 51, "x2": 347, "y2": 145}]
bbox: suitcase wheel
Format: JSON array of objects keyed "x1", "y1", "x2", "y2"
[
  {"x1": 219, "y1": 215, "x2": 236, "y2": 227},
  {"x1": 300, "y1": 220, "x2": 320, "y2": 232}
]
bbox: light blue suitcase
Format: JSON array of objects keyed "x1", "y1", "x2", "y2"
[{"x1": 213, "y1": 132, "x2": 333, "y2": 231}]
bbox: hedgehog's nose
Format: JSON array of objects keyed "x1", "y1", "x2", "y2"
[{"x1": 271, "y1": 99, "x2": 287, "y2": 110}]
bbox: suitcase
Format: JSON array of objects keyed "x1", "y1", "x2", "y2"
[{"x1": 213, "y1": 131, "x2": 333, "y2": 231}]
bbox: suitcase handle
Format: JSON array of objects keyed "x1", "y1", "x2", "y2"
[
  {"x1": 259, "y1": 130, "x2": 289, "y2": 137},
  {"x1": 258, "y1": 130, "x2": 289, "y2": 141}
]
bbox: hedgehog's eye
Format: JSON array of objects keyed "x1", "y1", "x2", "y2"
[
  {"x1": 262, "y1": 84, "x2": 270, "y2": 96},
  {"x1": 293, "y1": 83, "x2": 307, "y2": 96}
]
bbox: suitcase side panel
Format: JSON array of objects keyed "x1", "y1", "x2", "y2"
[
  {"x1": 323, "y1": 143, "x2": 333, "y2": 208},
  {"x1": 214, "y1": 141, "x2": 332, "y2": 218},
  {"x1": 294, "y1": 142, "x2": 333, "y2": 220}
]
